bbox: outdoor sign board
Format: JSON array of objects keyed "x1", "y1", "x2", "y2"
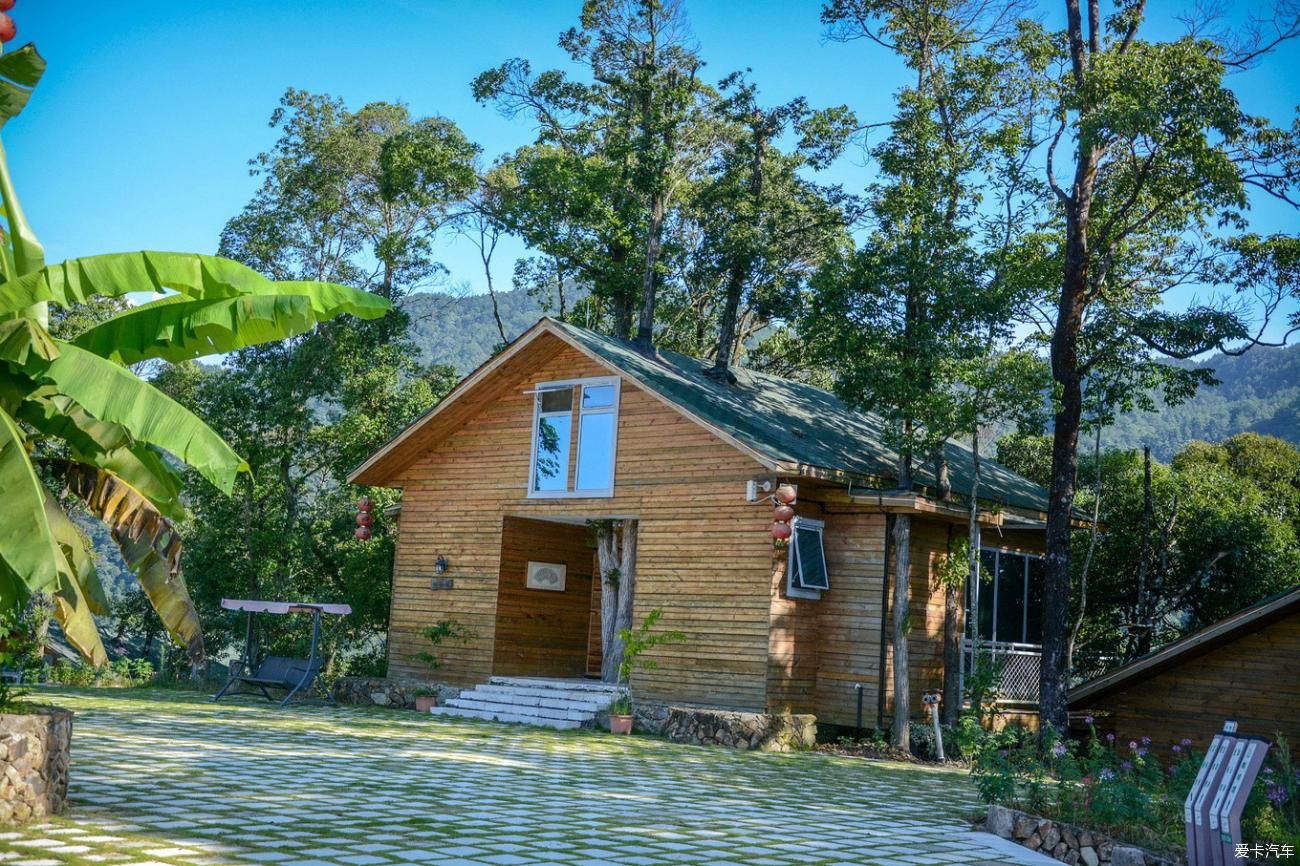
[
  {"x1": 1185, "y1": 726, "x2": 1237, "y2": 866},
  {"x1": 1216, "y1": 737, "x2": 1271, "y2": 866}
]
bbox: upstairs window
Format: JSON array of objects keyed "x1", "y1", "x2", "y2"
[
  {"x1": 529, "y1": 377, "x2": 620, "y2": 498},
  {"x1": 787, "y1": 517, "x2": 830, "y2": 599}
]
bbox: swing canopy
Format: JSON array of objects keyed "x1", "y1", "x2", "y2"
[{"x1": 211, "y1": 598, "x2": 352, "y2": 707}]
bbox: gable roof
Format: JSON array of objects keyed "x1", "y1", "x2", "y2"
[
  {"x1": 1068, "y1": 587, "x2": 1300, "y2": 706},
  {"x1": 350, "y1": 317, "x2": 1052, "y2": 515}
]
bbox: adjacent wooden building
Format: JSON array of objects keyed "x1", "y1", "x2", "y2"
[
  {"x1": 1068, "y1": 588, "x2": 1300, "y2": 754},
  {"x1": 350, "y1": 318, "x2": 1052, "y2": 728}
]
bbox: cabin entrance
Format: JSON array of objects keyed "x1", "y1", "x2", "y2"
[{"x1": 492, "y1": 515, "x2": 603, "y2": 678}]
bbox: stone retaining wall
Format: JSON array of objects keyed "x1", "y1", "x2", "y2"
[
  {"x1": 331, "y1": 677, "x2": 459, "y2": 709},
  {"x1": 1, "y1": 707, "x2": 72, "y2": 824},
  {"x1": 986, "y1": 805, "x2": 1180, "y2": 866},
  {"x1": 634, "y1": 702, "x2": 816, "y2": 752}
]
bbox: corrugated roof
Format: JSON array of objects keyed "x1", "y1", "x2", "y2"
[{"x1": 550, "y1": 319, "x2": 1052, "y2": 515}]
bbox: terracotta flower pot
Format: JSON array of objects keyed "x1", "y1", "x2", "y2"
[
  {"x1": 415, "y1": 695, "x2": 437, "y2": 712},
  {"x1": 609, "y1": 713, "x2": 633, "y2": 734}
]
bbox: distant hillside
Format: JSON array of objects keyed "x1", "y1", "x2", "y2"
[
  {"x1": 401, "y1": 286, "x2": 582, "y2": 374},
  {"x1": 1104, "y1": 343, "x2": 1300, "y2": 460}
]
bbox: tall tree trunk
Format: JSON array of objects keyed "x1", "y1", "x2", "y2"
[
  {"x1": 636, "y1": 191, "x2": 667, "y2": 351},
  {"x1": 890, "y1": 512, "x2": 912, "y2": 750},
  {"x1": 1130, "y1": 445, "x2": 1154, "y2": 660},
  {"x1": 610, "y1": 519, "x2": 638, "y2": 679},
  {"x1": 596, "y1": 523, "x2": 621, "y2": 683},
  {"x1": 965, "y1": 426, "x2": 983, "y2": 710},
  {"x1": 1067, "y1": 424, "x2": 1103, "y2": 674}
]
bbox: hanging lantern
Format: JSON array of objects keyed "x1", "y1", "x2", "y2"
[
  {"x1": 354, "y1": 526, "x2": 372, "y2": 541},
  {"x1": 357, "y1": 495, "x2": 374, "y2": 512},
  {"x1": 356, "y1": 511, "x2": 374, "y2": 527},
  {"x1": 774, "y1": 503, "x2": 795, "y2": 523},
  {"x1": 774, "y1": 484, "x2": 797, "y2": 505},
  {"x1": 771, "y1": 520, "x2": 792, "y2": 541}
]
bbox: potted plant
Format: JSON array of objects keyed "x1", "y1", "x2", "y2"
[
  {"x1": 0, "y1": 606, "x2": 72, "y2": 824},
  {"x1": 608, "y1": 608, "x2": 686, "y2": 735},
  {"x1": 410, "y1": 619, "x2": 476, "y2": 710},
  {"x1": 412, "y1": 687, "x2": 439, "y2": 712}
]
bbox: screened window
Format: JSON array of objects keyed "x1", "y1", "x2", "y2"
[
  {"x1": 967, "y1": 548, "x2": 1043, "y2": 645},
  {"x1": 528, "y1": 377, "x2": 620, "y2": 497},
  {"x1": 787, "y1": 517, "x2": 829, "y2": 598}
]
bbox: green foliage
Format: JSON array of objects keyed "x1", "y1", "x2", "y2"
[
  {"x1": 995, "y1": 432, "x2": 1054, "y2": 488},
  {"x1": 412, "y1": 620, "x2": 477, "y2": 672},
  {"x1": 45, "y1": 657, "x2": 154, "y2": 688},
  {"x1": 0, "y1": 609, "x2": 31, "y2": 711},
  {"x1": 615, "y1": 608, "x2": 686, "y2": 686}
]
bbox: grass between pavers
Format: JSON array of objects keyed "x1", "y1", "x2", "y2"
[{"x1": 0, "y1": 687, "x2": 1018, "y2": 866}]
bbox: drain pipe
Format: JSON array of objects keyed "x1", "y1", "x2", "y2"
[{"x1": 854, "y1": 683, "x2": 863, "y2": 740}]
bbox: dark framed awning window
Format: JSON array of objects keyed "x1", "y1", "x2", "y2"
[{"x1": 787, "y1": 516, "x2": 829, "y2": 598}]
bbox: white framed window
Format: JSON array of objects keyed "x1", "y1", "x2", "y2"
[
  {"x1": 528, "y1": 376, "x2": 621, "y2": 498},
  {"x1": 966, "y1": 548, "x2": 1044, "y2": 646},
  {"x1": 787, "y1": 516, "x2": 829, "y2": 599}
]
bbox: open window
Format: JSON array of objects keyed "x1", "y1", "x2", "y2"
[
  {"x1": 787, "y1": 516, "x2": 829, "y2": 599},
  {"x1": 529, "y1": 376, "x2": 620, "y2": 498}
]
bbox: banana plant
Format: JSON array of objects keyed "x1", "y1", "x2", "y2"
[{"x1": 0, "y1": 43, "x2": 391, "y2": 671}]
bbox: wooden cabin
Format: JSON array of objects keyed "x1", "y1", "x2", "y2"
[
  {"x1": 350, "y1": 318, "x2": 1053, "y2": 728},
  {"x1": 1068, "y1": 588, "x2": 1300, "y2": 755}
]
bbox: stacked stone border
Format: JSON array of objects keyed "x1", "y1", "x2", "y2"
[
  {"x1": 986, "y1": 805, "x2": 1181, "y2": 866},
  {"x1": 0, "y1": 706, "x2": 72, "y2": 824},
  {"x1": 632, "y1": 701, "x2": 817, "y2": 752},
  {"x1": 331, "y1": 676, "x2": 459, "y2": 709}
]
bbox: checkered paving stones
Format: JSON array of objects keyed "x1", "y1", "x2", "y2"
[{"x1": 0, "y1": 689, "x2": 1049, "y2": 866}]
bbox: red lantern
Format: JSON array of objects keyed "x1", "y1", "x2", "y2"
[
  {"x1": 0, "y1": 13, "x2": 15, "y2": 42},
  {"x1": 0, "y1": 1, "x2": 15, "y2": 12},
  {"x1": 774, "y1": 484, "x2": 797, "y2": 505},
  {"x1": 354, "y1": 526, "x2": 372, "y2": 541},
  {"x1": 774, "y1": 503, "x2": 795, "y2": 523},
  {"x1": 356, "y1": 512, "x2": 374, "y2": 527},
  {"x1": 357, "y1": 495, "x2": 374, "y2": 512},
  {"x1": 771, "y1": 521, "x2": 792, "y2": 540}
]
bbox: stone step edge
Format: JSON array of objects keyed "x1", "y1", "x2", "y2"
[
  {"x1": 427, "y1": 706, "x2": 582, "y2": 730},
  {"x1": 446, "y1": 697, "x2": 595, "y2": 721},
  {"x1": 471, "y1": 685, "x2": 614, "y2": 708},
  {"x1": 487, "y1": 676, "x2": 623, "y2": 694}
]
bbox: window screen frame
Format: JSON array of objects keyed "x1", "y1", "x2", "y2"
[
  {"x1": 526, "y1": 375, "x2": 621, "y2": 499},
  {"x1": 786, "y1": 516, "x2": 829, "y2": 599},
  {"x1": 966, "y1": 547, "x2": 1044, "y2": 645}
]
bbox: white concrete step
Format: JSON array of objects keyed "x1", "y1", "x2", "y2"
[
  {"x1": 446, "y1": 695, "x2": 593, "y2": 722},
  {"x1": 427, "y1": 705, "x2": 581, "y2": 730},
  {"x1": 487, "y1": 676, "x2": 622, "y2": 695},
  {"x1": 471, "y1": 684, "x2": 613, "y2": 710}
]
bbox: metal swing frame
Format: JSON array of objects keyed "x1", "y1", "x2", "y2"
[{"x1": 211, "y1": 599, "x2": 352, "y2": 708}]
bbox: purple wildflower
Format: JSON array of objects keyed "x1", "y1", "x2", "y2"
[
  {"x1": 1137, "y1": 747, "x2": 1148, "y2": 757},
  {"x1": 1180, "y1": 738, "x2": 1192, "y2": 747},
  {"x1": 1140, "y1": 736, "x2": 1152, "y2": 746},
  {"x1": 1265, "y1": 781, "x2": 1290, "y2": 808},
  {"x1": 1099, "y1": 768, "x2": 1116, "y2": 781},
  {"x1": 1084, "y1": 715, "x2": 1095, "y2": 726},
  {"x1": 1052, "y1": 742, "x2": 1068, "y2": 758},
  {"x1": 1172, "y1": 744, "x2": 1182, "y2": 753},
  {"x1": 1129, "y1": 741, "x2": 1138, "y2": 751},
  {"x1": 1120, "y1": 760, "x2": 1134, "y2": 771},
  {"x1": 1106, "y1": 733, "x2": 1116, "y2": 743}
]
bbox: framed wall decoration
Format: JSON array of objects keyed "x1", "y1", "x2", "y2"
[{"x1": 526, "y1": 561, "x2": 567, "y2": 591}]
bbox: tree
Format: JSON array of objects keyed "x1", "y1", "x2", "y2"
[
  {"x1": 1032, "y1": 0, "x2": 1300, "y2": 731},
  {"x1": 473, "y1": 0, "x2": 709, "y2": 343},
  {"x1": 0, "y1": 48, "x2": 387, "y2": 671},
  {"x1": 811, "y1": 0, "x2": 1036, "y2": 749},
  {"x1": 157, "y1": 91, "x2": 472, "y2": 669}
]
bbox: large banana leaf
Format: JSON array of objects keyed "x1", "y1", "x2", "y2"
[
  {"x1": 75, "y1": 291, "x2": 348, "y2": 365},
  {"x1": 0, "y1": 405, "x2": 62, "y2": 603},
  {"x1": 5, "y1": 340, "x2": 247, "y2": 493},
  {"x1": 43, "y1": 490, "x2": 111, "y2": 668},
  {"x1": 15, "y1": 390, "x2": 187, "y2": 520},
  {"x1": 0, "y1": 317, "x2": 59, "y2": 364},
  {"x1": 0, "y1": 45, "x2": 45, "y2": 128},
  {"x1": 0, "y1": 251, "x2": 391, "y2": 319},
  {"x1": 59, "y1": 460, "x2": 203, "y2": 665}
]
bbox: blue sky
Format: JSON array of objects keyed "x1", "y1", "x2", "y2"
[{"x1": 7, "y1": 0, "x2": 1299, "y2": 338}]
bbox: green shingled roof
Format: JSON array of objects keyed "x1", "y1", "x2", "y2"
[{"x1": 551, "y1": 318, "x2": 1052, "y2": 516}]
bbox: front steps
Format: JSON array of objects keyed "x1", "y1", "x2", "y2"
[{"x1": 427, "y1": 676, "x2": 622, "y2": 730}]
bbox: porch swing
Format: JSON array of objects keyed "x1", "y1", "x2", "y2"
[{"x1": 211, "y1": 598, "x2": 352, "y2": 708}]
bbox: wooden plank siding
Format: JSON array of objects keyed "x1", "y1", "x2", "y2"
[
  {"x1": 492, "y1": 516, "x2": 594, "y2": 678},
  {"x1": 384, "y1": 335, "x2": 776, "y2": 708},
  {"x1": 1071, "y1": 613, "x2": 1300, "y2": 756}
]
